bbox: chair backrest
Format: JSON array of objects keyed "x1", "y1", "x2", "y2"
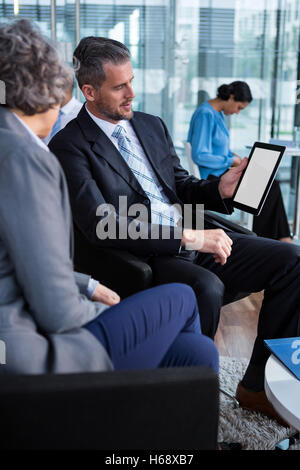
[{"x1": 184, "y1": 141, "x2": 201, "y2": 178}]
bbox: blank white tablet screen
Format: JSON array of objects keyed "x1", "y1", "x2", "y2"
[{"x1": 234, "y1": 147, "x2": 281, "y2": 209}]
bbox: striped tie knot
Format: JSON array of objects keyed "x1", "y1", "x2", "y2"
[{"x1": 112, "y1": 124, "x2": 127, "y2": 141}]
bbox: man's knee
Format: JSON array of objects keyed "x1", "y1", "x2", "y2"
[
  {"x1": 281, "y1": 242, "x2": 300, "y2": 259},
  {"x1": 193, "y1": 272, "x2": 225, "y2": 305},
  {"x1": 272, "y1": 242, "x2": 300, "y2": 271}
]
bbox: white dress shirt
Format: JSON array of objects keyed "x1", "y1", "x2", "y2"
[
  {"x1": 43, "y1": 96, "x2": 83, "y2": 145},
  {"x1": 60, "y1": 96, "x2": 83, "y2": 129}
]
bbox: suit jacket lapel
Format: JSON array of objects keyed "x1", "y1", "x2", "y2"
[
  {"x1": 130, "y1": 114, "x2": 162, "y2": 177},
  {"x1": 77, "y1": 107, "x2": 147, "y2": 197},
  {"x1": 130, "y1": 113, "x2": 177, "y2": 197}
]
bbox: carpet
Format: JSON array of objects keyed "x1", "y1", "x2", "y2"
[{"x1": 218, "y1": 356, "x2": 300, "y2": 451}]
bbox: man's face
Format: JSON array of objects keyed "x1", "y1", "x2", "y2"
[{"x1": 88, "y1": 60, "x2": 135, "y2": 123}]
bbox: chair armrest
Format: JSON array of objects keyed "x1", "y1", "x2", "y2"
[
  {"x1": 205, "y1": 210, "x2": 257, "y2": 236},
  {"x1": 92, "y1": 247, "x2": 153, "y2": 298},
  {"x1": 0, "y1": 367, "x2": 219, "y2": 450},
  {"x1": 73, "y1": 227, "x2": 153, "y2": 297}
]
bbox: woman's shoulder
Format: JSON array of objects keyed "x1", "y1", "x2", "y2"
[
  {"x1": 193, "y1": 102, "x2": 216, "y2": 119},
  {"x1": 0, "y1": 128, "x2": 61, "y2": 176},
  {"x1": 198, "y1": 101, "x2": 215, "y2": 113},
  {"x1": 191, "y1": 102, "x2": 216, "y2": 126}
]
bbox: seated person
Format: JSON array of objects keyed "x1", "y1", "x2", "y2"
[
  {"x1": 43, "y1": 66, "x2": 83, "y2": 144},
  {"x1": 49, "y1": 35, "x2": 300, "y2": 426},
  {"x1": 187, "y1": 81, "x2": 292, "y2": 242},
  {"x1": 0, "y1": 19, "x2": 218, "y2": 377}
]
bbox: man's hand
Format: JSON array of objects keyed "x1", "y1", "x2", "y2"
[
  {"x1": 218, "y1": 157, "x2": 248, "y2": 199},
  {"x1": 182, "y1": 228, "x2": 233, "y2": 265},
  {"x1": 92, "y1": 283, "x2": 121, "y2": 306},
  {"x1": 232, "y1": 156, "x2": 242, "y2": 167}
]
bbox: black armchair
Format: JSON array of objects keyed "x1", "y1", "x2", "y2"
[
  {"x1": 0, "y1": 366, "x2": 219, "y2": 450},
  {"x1": 2, "y1": 213, "x2": 251, "y2": 451},
  {"x1": 74, "y1": 211, "x2": 256, "y2": 303}
]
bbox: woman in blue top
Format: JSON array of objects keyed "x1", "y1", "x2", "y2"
[
  {"x1": 188, "y1": 82, "x2": 250, "y2": 179},
  {"x1": 188, "y1": 81, "x2": 292, "y2": 242}
]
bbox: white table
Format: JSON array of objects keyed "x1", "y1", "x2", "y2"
[{"x1": 265, "y1": 354, "x2": 300, "y2": 430}]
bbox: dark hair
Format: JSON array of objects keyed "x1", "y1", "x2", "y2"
[
  {"x1": 0, "y1": 18, "x2": 71, "y2": 115},
  {"x1": 73, "y1": 36, "x2": 131, "y2": 89},
  {"x1": 217, "y1": 81, "x2": 252, "y2": 103}
]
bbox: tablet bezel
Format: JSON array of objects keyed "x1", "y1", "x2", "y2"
[{"x1": 232, "y1": 141, "x2": 286, "y2": 216}]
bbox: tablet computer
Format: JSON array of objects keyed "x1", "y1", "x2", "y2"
[{"x1": 232, "y1": 141, "x2": 286, "y2": 215}]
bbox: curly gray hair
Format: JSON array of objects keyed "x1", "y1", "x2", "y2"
[{"x1": 0, "y1": 18, "x2": 70, "y2": 115}]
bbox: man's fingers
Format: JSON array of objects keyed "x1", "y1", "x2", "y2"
[
  {"x1": 214, "y1": 230, "x2": 232, "y2": 256},
  {"x1": 211, "y1": 229, "x2": 232, "y2": 263},
  {"x1": 183, "y1": 229, "x2": 233, "y2": 259},
  {"x1": 213, "y1": 252, "x2": 227, "y2": 265},
  {"x1": 234, "y1": 157, "x2": 248, "y2": 173}
]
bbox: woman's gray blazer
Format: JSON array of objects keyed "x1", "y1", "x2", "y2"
[{"x1": 0, "y1": 106, "x2": 113, "y2": 374}]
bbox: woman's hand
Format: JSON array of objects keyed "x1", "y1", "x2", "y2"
[{"x1": 92, "y1": 283, "x2": 121, "y2": 306}]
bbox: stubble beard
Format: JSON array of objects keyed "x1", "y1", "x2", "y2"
[{"x1": 95, "y1": 97, "x2": 133, "y2": 122}]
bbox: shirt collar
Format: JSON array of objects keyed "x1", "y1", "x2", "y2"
[
  {"x1": 85, "y1": 104, "x2": 129, "y2": 140},
  {"x1": 61, "y1": 96, "x2": 77, "y2": 115},
  {"x1": 13, "y1": 112, "x2": 49, "y2": 152}
]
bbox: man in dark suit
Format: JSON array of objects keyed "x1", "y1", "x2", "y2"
[{"x1": 49, "y1": 36, "x2": 300, "y2": 425}]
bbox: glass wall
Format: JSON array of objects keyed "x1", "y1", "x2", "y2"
[
  {"x1": 1, "y1": 0, "x2": 300, "y2": 236},
  {"x1": 78, "y1": 0, "x2": 170, "y2": 117},
  {"x1": 0, "y1": 0, "x2": 52, "y2": 36}
]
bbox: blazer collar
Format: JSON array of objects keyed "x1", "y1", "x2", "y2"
[
  {"x1": 76, "y1": 105, "x2": 147, "y2": 197},
  {"x1": 0, "y1": 106, "x2": 32, "y2": 139},
  {"x1": 0, "y1": 106, "x2": 51, "y2": 154}
]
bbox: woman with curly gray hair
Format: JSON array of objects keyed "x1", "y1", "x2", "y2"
[{"x1": 0, "y1": 19, "x2": 219, "y2": 378}]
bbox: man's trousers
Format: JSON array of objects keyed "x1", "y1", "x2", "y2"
[{"x1": 149, "y1": 233, "x2": 300, "y2": 391}]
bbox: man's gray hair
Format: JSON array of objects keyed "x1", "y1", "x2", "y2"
[
  {"x1": 73, "y1": 36, "x2": 131, "y2": 90},
  {"x1": 0, "y1": 18, "x2": 71, "y2": 115}
]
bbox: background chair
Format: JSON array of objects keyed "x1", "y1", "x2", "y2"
[
  {"x1": 184, "y1": 141, "x2": 201, "y2": 178},
  {"x1": 0, "y1": 366, "x2": 219, "y2": 450}
]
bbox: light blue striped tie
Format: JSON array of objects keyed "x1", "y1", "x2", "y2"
[{"x1": 112, "y1": 125, "x2": 175, "y2": 226}]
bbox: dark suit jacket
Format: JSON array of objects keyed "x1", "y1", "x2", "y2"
[{"x1": 49, "y1": 106, "x2": 232, "y2": 258}]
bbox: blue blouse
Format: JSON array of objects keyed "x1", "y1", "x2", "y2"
[{"x1": 187, "y1": 101, "x2": 234, "y2": 179}]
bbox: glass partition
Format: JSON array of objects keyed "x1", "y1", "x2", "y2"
[
  {"x1": 0, "y1": 0, "x2": 51, "y2": 35},
  {"x1": 1, "y1": 0, "x2": 300, "y2": 238}
]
